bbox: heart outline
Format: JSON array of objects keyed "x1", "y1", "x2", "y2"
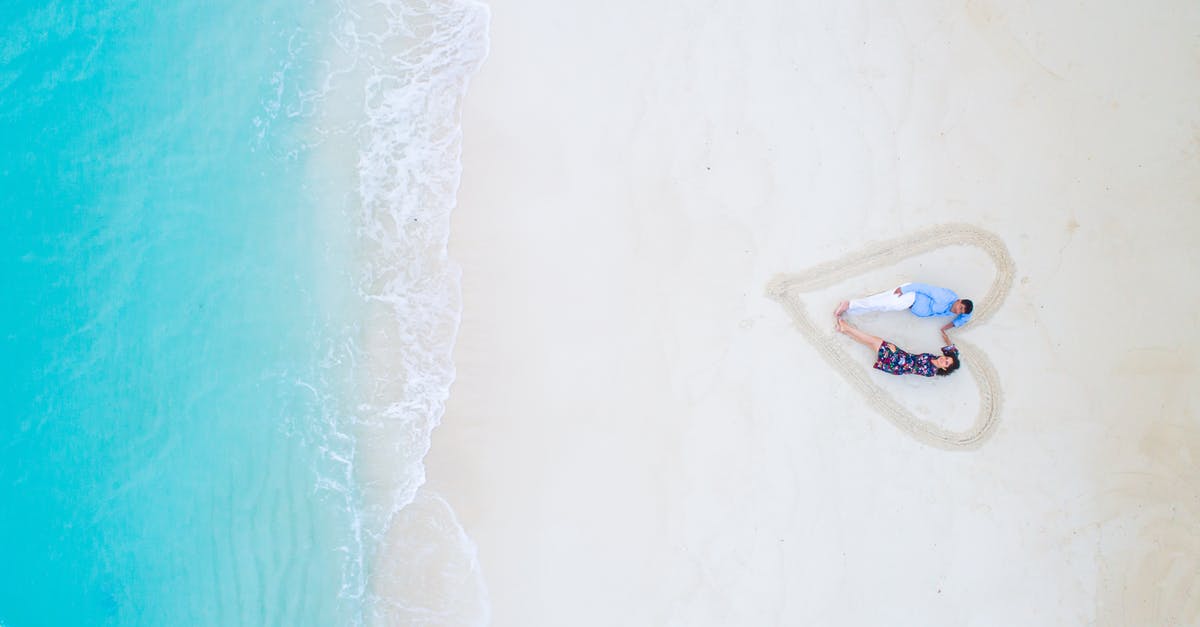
[{"x1": 767, "y1": 223, "x2": 1015, "y2": 451}]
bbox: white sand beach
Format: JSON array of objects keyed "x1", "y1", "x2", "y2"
[{"x1": 426, "y1": 1, "x2": 1200, "y2": 624}]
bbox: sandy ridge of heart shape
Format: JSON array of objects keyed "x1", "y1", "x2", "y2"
[{"x1": 767, "y1": 223, "x2": 1015, "y2": 451}]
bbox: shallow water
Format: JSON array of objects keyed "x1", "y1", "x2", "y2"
[{"x1": 0, "y1": 0, "x2": 489, "y2": 624}]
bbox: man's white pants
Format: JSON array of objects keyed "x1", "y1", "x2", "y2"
[{"x1": 847, "y1": 285, "x2": 916, "y2": 314}]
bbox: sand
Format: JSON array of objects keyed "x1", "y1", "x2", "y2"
[
  {"x1": 768, "y1": 223, "x2": 1012, "y2": 450},
  {"x1": 426, "y1": 1, "x2": 1200, "y2": 624}
]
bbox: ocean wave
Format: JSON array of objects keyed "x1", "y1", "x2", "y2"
[{"x1": 297, "y1": 0, "x2": 491, "y2": 623}]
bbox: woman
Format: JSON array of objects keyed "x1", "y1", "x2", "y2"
[{"x1": 835, "y1": 318, "x2": 961, "y2": 377}]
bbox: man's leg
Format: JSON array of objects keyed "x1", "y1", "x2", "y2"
[{"x1": 843, "y1": 287, "x2": 916, "y2": 315}]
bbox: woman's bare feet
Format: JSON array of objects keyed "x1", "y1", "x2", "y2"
[{"x1": 834, "y1": 300, "x2": 849, "y2": 316}]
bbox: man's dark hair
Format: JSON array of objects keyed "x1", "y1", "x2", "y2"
[
  {"x1": 936, "y1": 355, "x2": 961, "y2": 377},
  {"x1": 960, "y1": 299, "x2": 974, "y2": 314}
]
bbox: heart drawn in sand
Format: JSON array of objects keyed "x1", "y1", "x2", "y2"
[{"x1": 767, "y1": 223, "x2": 1015, "y2": 451}]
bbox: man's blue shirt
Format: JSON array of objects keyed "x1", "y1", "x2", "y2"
[{"x1": 901, "y1": 282, "x2": 971, "y2": 327}]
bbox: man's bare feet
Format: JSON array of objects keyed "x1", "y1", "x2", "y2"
[{"x1": 834, "y1": 300, "x2": 849, "y2": 317}]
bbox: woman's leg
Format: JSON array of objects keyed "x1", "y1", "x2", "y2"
[{"x1": 836, "y1": 319, "x2": 884, "y2": 353}]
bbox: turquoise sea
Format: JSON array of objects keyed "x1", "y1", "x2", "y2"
[{"x1": 0, "y1": 1, "x2": 489, "y2": 625}]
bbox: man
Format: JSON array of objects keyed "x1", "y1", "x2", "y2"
[{"x1": 834, "y1": 282, "x2": 973, "y2": 331}]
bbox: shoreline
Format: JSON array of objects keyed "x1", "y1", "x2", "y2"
[{"x1": 303, "y1": 0, "x2": 492, "y2": 622}]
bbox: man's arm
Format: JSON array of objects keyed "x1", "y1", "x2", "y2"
[
  {"x1": 940, "y1": 329, "x2": 952, "y2": 346},
  {"x1": 903, "y1": 282, "x2": 962, "y2": 313},
  {"x1": 898, "y1": 282, "x2": 936, "y2": 296},
  {"x1": 940, "y1": 322, "x2": 954, "y2": 332},
  {"x1": 900, "y1": 282, "x2": 955, "y2": 300}
]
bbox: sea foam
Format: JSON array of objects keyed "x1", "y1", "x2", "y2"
[{"x1": 299, "y1": 0, "x2": 492, "y2": 624}]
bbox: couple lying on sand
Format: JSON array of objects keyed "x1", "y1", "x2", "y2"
[{"x1": 833, "y1": 282, "x2": 974, "y2": 378}]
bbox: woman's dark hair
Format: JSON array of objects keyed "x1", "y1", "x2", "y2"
[
  {"x1": 935, "y1": 354, "x2": 961, "y2": 377},
  {"x1": 961, "y1": 299, "x2": 974, "y2": 314}
]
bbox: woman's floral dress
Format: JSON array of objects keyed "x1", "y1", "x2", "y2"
[{"x1": 873, "y1": 342, "x2": 958, "y2": 377}]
